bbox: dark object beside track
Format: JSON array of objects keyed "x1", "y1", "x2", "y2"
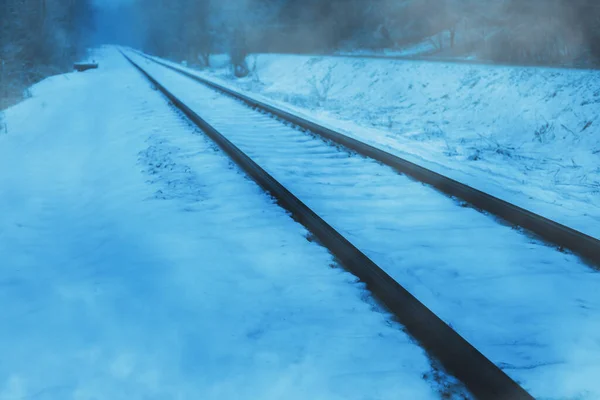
[
  {"x1": 135, "y1": 50, "x2": 600, "y2": 268},
  {"x1": 122, "y1": 50, "x2": 534, "y2": 400},
  {"x1": 73, "y1": 63, "x2": 98, "y2": 72}
]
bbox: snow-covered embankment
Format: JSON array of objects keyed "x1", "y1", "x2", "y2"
[{"x1": 201, "y1": 54, "x2": 600, "y2": 238}]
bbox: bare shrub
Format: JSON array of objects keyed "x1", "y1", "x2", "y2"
[
  {"x1": 248, "y1": 55, "x2": 261, "y2": 84},
  {"x1": 308, "y1": 65, "x2": 335, "y2": 106},
  {"x1": 534, "y1": 122, "x2": 555, "y2": 143}
]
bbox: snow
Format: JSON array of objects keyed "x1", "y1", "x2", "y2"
[
  {"x1": 0, "y1": 47, "x2": 458, "y2": 399},
  {"x1": 170, "y1": 53, "x2": 600, "y2": 239},
  {"x1": 130, "y1": 50, "x2": 600, "y2": 399},
  {"x1": 338, "y1": 38, "x2": 440, "y2": 58}
]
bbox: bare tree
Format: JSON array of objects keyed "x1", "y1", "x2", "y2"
[
  {"x1": 0, "y1": 0, "x2": 94, "y2": 108},
  {"x1": 112, "y1": 0, "x2": 600, "y2": 69}
]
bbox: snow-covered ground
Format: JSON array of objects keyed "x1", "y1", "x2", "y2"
[
  {"x1": 130, "y1": 51, "x2": 600, "y2": 399},
  {"x1": 337, "y1": 38, "x2": 439, "y2": 58},
  {"x1": 188, "y1": 53, "x2": 600, "y2": 239},
  {"x1": 0, "y1": 48, "x2": 464, "y2": 399}
]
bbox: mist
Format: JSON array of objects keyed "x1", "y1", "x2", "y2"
[
  {"x1": 95, "y1": 0, "x2": 600, "y2": 67},
  {"x1": 2, "y1": 0, "x2": 599, "y2": 108}
]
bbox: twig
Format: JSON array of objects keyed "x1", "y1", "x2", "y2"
[
  {"x1": 560, "y1": 123, "x2": 577, "y2": 137},
  {"x1": 581, "y1": 121, "x2": 593, "y2": 132}
]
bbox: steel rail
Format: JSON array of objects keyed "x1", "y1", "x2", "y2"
[
  {"x1": 122, "y1": 50, "x2": 534, "y2": 400},
  {"x1": 134, "y1": 50, "x2": 600, "y2": 268}
]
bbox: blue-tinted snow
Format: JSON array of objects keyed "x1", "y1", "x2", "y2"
[
  {"x1": 130, "y1": 50, "x2": 600, "y2": 399},
  {"x1": 0, "y1": 48, "x2": 456, "y2": 399},
  {"x1": 163, "y1": 53, "x2": 600, "y2": 240}
]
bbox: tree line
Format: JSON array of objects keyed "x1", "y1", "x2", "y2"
[
  {"x1": 0, "y1": 0, "x2": 94, "y2": 108},
  {"x1": 2, "y1": 0, "x2": 599, "y2": 107},
  {"x1": 120, "y1": 0, "x2": 599, "y2": 69}
]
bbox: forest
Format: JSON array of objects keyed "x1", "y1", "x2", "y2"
[
  {"x1": 2, "y1": 0, "x2": 600, "y2": 107},
  {"x1": 101, "y1": 0, "x2": 600, "y2": 65},
  {"x1": 0, "y1": 0, "x2": 94, "y2": 108}
]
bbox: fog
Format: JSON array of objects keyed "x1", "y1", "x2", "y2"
[
  {"x1": 90, "y1": 0, "x2": 599, "y2": 67},
  {"x1": 1, "y1": 0, "x2": 599, "y2": 107}
]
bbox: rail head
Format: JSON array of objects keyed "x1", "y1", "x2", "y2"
[{"x1": 122, "y1": 50, "x2": 534, "y2": 400}]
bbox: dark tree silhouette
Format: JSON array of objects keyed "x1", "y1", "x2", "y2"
[{"x1": 1, "y1": 0, "x2": 94, "y2": 108}]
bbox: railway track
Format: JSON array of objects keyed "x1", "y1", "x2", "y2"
[
  {"x1": 133, "y1": 50, "x2": 600, "y2": 268},
  {"x1": 121, "y1": 50, "x2": 600, "y2": 399}
]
